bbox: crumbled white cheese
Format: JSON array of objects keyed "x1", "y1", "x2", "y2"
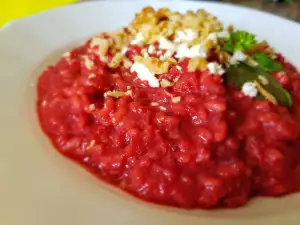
[
  {"x1": 217, "y1": 30, "x2": 230, "y2": 39},
  {"x1": 164, "y1": 50, "x2": 174, "y2": 58},
  {"x1": 159, "y1": 50, "x2": 174, "y2": 60},
  {"x1": 207, "y1": 62, "x2": 225, "y2": 76},
  {"x1": 242, "y1": 82, "x2": 258, "y2": 97},
  {"x1": 230, "y1": 50, "x2": 247, "y2": 65},
  {"x1": 130, "y1": 63, "x2": 160, "y2": 88},
  {"x1": 121, "y1": 47, "x2": 128, "y2": 54},
  {"x1": 175, "y1": 44, "x2": 189, "y2": 58},
  {"x1": 143, "y1": 52, "x2": 149, "y2": 58},
  {"x1": 190, "y1": 44, "x2": 207, "y2": 58},
  {"x1": 148, "y1": 45, "x2": 155, "y2": 54},
  {"x1": 131, "y1": 33, "x2": 144, "y2": 45},
  {"x1": 175, "y1": 29, "x2": 197, "y2": 43},
  {"x1": 159, "y1": 37, "x2": 176, "y2": 51},
  {"x1": 175, "y1": 44, "x2": 207, "y2": 59},
  {"x1": 207, "y1": 33, "x2": 218, "y2": 44},
  {"x1": 206, "y1": 31, "x2": 230, "y2": 45}
]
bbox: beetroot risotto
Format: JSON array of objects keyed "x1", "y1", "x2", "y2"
[{"x1": 37, "y1": 7, "x2": 300, "y2": 209}]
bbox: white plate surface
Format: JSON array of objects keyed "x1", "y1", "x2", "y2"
[{"x1": 1, "y1": 1, "x2": 300, "y2": 225}]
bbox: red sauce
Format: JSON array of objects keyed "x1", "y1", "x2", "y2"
[{"x1": 37, "y1": 42, "x2": 300, "y2": 209}]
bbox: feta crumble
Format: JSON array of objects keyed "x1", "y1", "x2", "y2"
[
  {"x1": 121, "y1": 47, "x2": 128, "y2": 54},
  {"x1": 148, "y1": 45, "x2": 156, "y2": 54},
  {"x1": 242, "y1": 82, "x2": 258, "y2": 97},
  {"x1": 175, "y1": 29, "x2": 197, "y2": 43},
  {"x1": 207, "y1": 62, "x2": 225, "y2": 76},
  {"x1": 143, "y1": 52, "x2": 150, "y2": 58},
  {"x1": 207, "y1": 33, "x2": 218, "y2": 44},
  {"x1": 217, "y1": 30, "x2": 230, "y2": 39},
  {"x1": 130, "y1": 62, "x2": 160, "y2": 88},
  {"x1": 175, "y1": 44, "x2": 207, "y2": 59},
  {"x1": 159, "y1": 37, "x2": 176, "y2": 51},
  {"x1": 206, "y1": 31, "x2": 230, "y2": 44},
  {"x1": 230, "y1": 50, "x2": 247, "y2": 65},
  {"x1": 131, "y1": 33, "x2": 144, "y2": 45}
]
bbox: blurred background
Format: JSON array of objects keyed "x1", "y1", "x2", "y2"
[{"x1": 0, "y1": 0, "x2": 300, "y2": 27}]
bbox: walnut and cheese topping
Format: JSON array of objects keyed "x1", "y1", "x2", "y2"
[
  {"x1": 131, "y1": 33, "x2": 144, "y2": 45},
  {"x1": 188, "y1": 58, "x2": 208, "y2": 72},
  {"x1": 90, "y1": 37, "x2": 110, "y2": 59},
  {"x1": 130, "y1": 62, "x2": 160, "y2": 88},
  {"x1": 159, "y1": 37, "x2": 176, "y2": 51},
  {"x1": 134, "y1": 56, "x2": 175, "y2": 75},
  {"x1": 175, "y1": 29, "x2": 197, "y2": 43},
  {"x1": 175, "y1": 44, "x2": 207, "y2": 59},
  {"x1": 148, "y1": 45, "x2": 156, "y2": 54}
]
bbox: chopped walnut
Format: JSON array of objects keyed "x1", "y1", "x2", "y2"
[
  {"x1": 188, "y1": 57, "x2": 208, "y2": 72},
  {"x1": 108, "y1": 52, "x2": 123, "y2": 68},
  {"x1": 160, "y1": 79, "x2": 174, "y2": 88},
  {"x1": 134, "y1": 56, "x2": 175, "y2": 74},
  {"x1": 104, "y1": 90, "x2": 132, "y2": 98}
]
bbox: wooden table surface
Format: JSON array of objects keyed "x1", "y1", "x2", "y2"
[{"x1": 224, "y1": 0, "x2": 300, "y2": 22}]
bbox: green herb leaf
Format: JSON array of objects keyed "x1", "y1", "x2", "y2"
[
  {"x1": 222, "y1": 30, "x2": 257, "y2": 53},
  {"x1": 226, "y1": 63, "x2": 292, "y2": 107},
  {"x1": 252, "y1": 52, "x2": 284, "y2": 73}
]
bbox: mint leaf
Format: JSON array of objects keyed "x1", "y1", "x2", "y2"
[{"x1": 252, "y1": 52, "x2": 284, "y2": 72}]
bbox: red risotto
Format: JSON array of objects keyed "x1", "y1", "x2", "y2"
[{"x1": 37, "y1": 7, "x2": 300, "y2": 208}]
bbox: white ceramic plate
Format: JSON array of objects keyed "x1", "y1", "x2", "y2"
[{"x1": 1, "y1": 1, "x2": 300, "y2": 225}]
